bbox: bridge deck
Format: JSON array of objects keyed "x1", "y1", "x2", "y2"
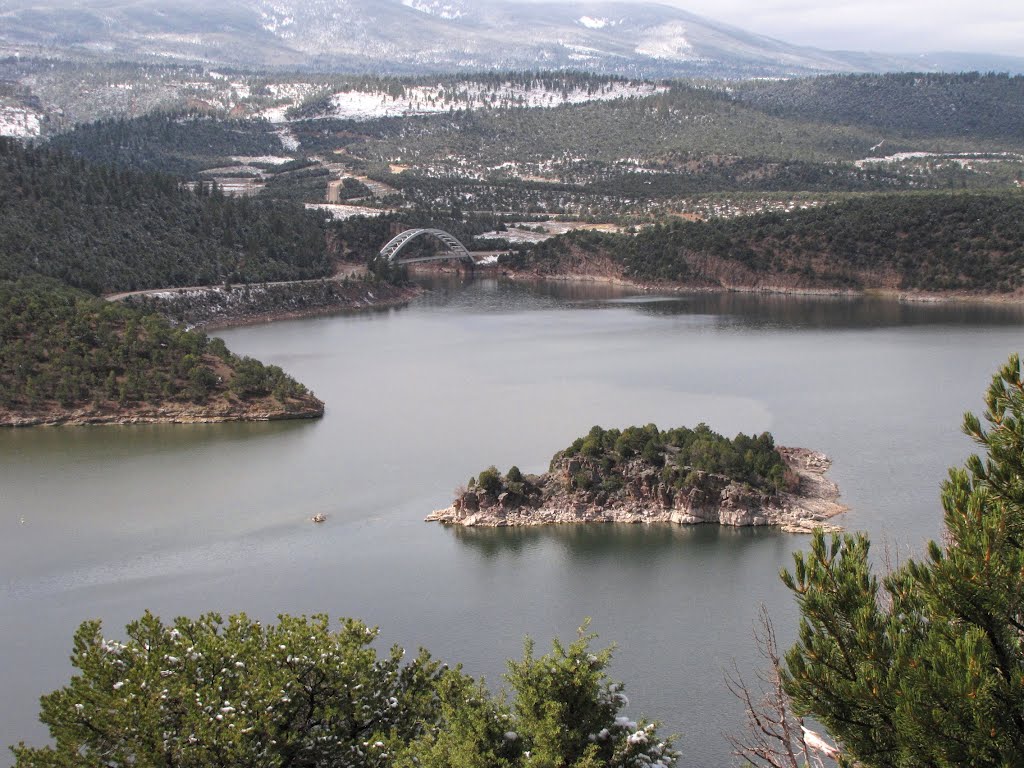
[{"x1": 380, "y1": 227, "x2": 477, "y2": 264}]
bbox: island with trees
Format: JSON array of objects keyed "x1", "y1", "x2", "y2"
[{"x1": 428, "y1": 424, "x2": 844, "y2": 533}]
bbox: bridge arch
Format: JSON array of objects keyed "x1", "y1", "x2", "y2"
[{"x1": 379, "y1": 228, "x2": 474, "y2": 265}]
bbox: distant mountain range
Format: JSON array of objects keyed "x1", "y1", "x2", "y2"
[{"x1": 1, "y1": 0, "x2": 1022, "y2": 77}]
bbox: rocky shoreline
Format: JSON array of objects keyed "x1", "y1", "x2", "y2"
[
  {"x1": 0, "y1": 394, "x2": 324, "y2": 427},
  {"x1": 116, "y1": 280, "x2": 423, "y2": 330},
  {"x1": 503, "y1": 268, "x2": 1024, "y2": 306},
  {"x1": 498, "y1": 248, "x2": 1024, "y2": 305},
  {"x1": 428, "y1": 446, "x2": 846, "y2": 533}
]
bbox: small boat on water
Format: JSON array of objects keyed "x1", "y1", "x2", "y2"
[{"x1": 311, "y1": 513, "x2": 327, "y2": 524}]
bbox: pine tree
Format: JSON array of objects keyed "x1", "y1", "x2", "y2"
[
  {"x1": 12, "y1": 613, "x2": 450, "y2": 768},
  {"x1": 403, "y1": 623, "x2": 678, "y2": 768},
  {"x1": 780, "y1": 354, "x2": 1024, "y2": 766},
  {"x1": 14, "y1": 616, "x2": 675, "y2": 768}
]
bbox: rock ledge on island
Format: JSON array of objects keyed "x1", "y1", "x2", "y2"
[
  {"x1": 427, "y1": 425, "x2": 845, "y2": 533},
  {"x1": 0, "y1": 394, "x2": 324, "y2": 427}
]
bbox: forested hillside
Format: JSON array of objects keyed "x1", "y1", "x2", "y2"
[
  {"x1": 0, "y1": 138, "x2": 331, "y2": 293},
  {"x1": 733, "y1": 72, "x2": 1024, "y2": 141},
  {"x1": 41, "y1": 72, "x2": 1024, "y2": 220},
  {"x1": 0, "y1": 279, "x2": 322, "y2": 425},
  {"x1": 48, "y1": 113, "x2": 291, "y2": 175},
  {"x1": 510, "y1": 193, "x2": 1024, "y2": 294},
  {"x1": 292, "y1": 85, "x2": 879, "y2": 166},
  {"x1": 296, "y1": 75, "x2": 1024, "y2": 166}
]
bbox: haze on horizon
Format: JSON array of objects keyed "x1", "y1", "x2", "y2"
[
  {"x1": 516, "y1": 0, "x2": 1023, "y2": 58},
  {"x1": 3, "y1": 0, "x2": 1021, "y2": 73}
]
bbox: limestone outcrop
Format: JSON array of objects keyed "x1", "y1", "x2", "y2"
[
  {"x1": 427, "y1": 447, "x2": 845, "y2": 533},
  {"x1": 0, "y1": 395, "x2": 324, "y2": 427}
]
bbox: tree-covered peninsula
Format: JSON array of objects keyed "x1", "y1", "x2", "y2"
[
  {"x1": 504, "y1": 192, "x2": 1024, "y2": 296},
  {"x1": 0, "y1": 138, "x2": 351, "y2": 425},
  {"x1": 0, "y1": 279, "x2": 322, "y2": 426},
  {"x1": 429, "y1": 424, "x2": 844, "y2": 532}
]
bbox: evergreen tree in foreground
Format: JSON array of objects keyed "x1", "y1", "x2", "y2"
[
  {"x1": 781, "y1": 353, "x2": 1024, "y2": 765},
  {"x1": 12, "y1": 616, "x2": 676, "y2": 768}
]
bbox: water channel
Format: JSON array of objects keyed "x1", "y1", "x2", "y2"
[{"x1": 3, "y1": 277, "x2": 1023, "y2": 766}]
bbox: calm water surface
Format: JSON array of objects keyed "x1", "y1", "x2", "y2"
[{"x1": 3, "y1": 278, "x2": 1023, "y2": 766}]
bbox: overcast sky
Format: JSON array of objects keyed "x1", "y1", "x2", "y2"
[{"x1": 535, "y1": 0, "x2": 1024, "y2": 56}]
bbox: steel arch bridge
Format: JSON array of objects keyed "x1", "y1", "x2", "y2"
[{"x1": 379, "y1": 228, "x2": 474, "y2": 265}]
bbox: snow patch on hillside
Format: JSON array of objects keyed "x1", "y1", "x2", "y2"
[
  {"x1": 402, "y1": 0, "x2": 465, "y2": 19},
  {"x1": 561, "y1": 43, "x2": 604, "y2": 56},
  {"x1": 269, "y1": 81, "x2": 667, "y2": 122},
  {"x1": 231, "y1": 155, "x2": 294, "y2": 165},
  {"x1": 635, "y1": 22, "x2": 696, "y2": 61},
  {"x1": 276, "y1": 128, "x2": 300, "y2": 151},
  {"x1": 305, "y1": 203, "x2": 395, "y2": 220},
  {"x1": 0, "y1": 106, "x2": 42, "y2": 138},
  {"x1": 578, "y1": 16, "x2": 621, "y2": 30},
  {"x1": 258, "y1": 1, "x2": 298, "y2": 36},
  {"x1": 855, "y1": 151, "x2": 1024, "y2": 168},
  {"x1": 263, "y1": 82, "x2": 321, "y2": 105}
]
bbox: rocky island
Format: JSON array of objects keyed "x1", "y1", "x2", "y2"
[{"x1": 428, "y1": 424, "x2": 845, "y2": 533}]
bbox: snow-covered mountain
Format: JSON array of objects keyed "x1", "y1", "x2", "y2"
[{"x1": 1, "y1": 0, "x2": 1021, "y2": 77}]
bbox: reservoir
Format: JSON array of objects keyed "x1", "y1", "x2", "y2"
[{"x1": 2, "y1": 277, "x2": 1022, "y2": 766}]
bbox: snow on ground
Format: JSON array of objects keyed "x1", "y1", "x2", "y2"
[
  {"x1": 257, "y1": 81, "x2": 666, "y2": 122},
  {"x1": 277, "y1": 127, "x2": 301, "y2": 151},
  {"x1": 262, "y1": 106, "x2": 291, "y2": 124},
  {"x1": 681, "y1": 198, "x2": 825, "y2": 220},
  {"x1": 477, "y1": 227, "x2": 550, "y2": 244},
  {"x1": 199, "y1": 165, "x2": 265, "y2": 176},
  {"x1": 855, "y1": 151, "x2": 940, "y2": 167},
  {"x1": 263, "y1": 82, "x2": 319, "y2": 101},
  {"x1": 402, "y1": 0, "x2": 466, "y2": 19},
  {"x1": 230, "y1": 155, "x2": 295, "y2": 165},
  {"x1": 0, "y1": 106, "x2": 42, "y2": 138},
  {"x1": 186, "y1": 178, "x2": 265, "y2": 196},
  {"x1": 578, "y1": 16, "x2": 620, "y2": 29},
  {"x1": 635, "y1": 22, "x2": 696, "y2": 61},
  {"x1": 259, "y1": 7, "x2": 295, "y2": 34},
  {"x1": 562, "y1": 44, "x2": 604, "y2": 56},
  {"x1": 305, "y1": 203, "x2": 396, "y2": 220},
  {"x1": 855, "y1": 151, "x2": 1024, "y2": 168},
  {"x1": 477, "y1": 221, "x2": 624, "y2": 243}
]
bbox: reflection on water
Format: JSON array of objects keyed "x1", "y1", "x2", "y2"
[
  {"x1": 2, "y1": 419, "x2": 313, "y2": 463},
  {"x1": 2, "y1": 277, "x2": 1022, "y2": 768},
  {"x1": 633, "y1": 291, "x2": 1024, "y2": 329},
  {"x1": 449, "y1": 521, "x2": 778, "y2": 561},
  {"x1": 415, "y1": 274, "x2": 1024, "y2": 329}
]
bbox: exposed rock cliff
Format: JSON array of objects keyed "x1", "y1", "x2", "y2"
[
  {"x1": 0, "y1": 392, "x2": 324, "y2": 427},
  {"x1": 118, "y1": 280, "x2": 422, "y2": 330},
  {"x1": 428, "y1": 446, "x2": 844, "y2": 533}
]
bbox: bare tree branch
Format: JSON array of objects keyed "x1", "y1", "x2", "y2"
[{"x1": 724, "y1": 605, "x2": 842, "y2": 768}]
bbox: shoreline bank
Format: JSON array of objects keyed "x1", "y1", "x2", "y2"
[
  {"x1": 0, "y1": 395, "x2": 325, "y2": 428},
  {"x1": 499, "y1": 267, "x2": 1024, "y2": 306},
  {"x1": 113, "y1": 280, "x2": 424, "y2": 331}
]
